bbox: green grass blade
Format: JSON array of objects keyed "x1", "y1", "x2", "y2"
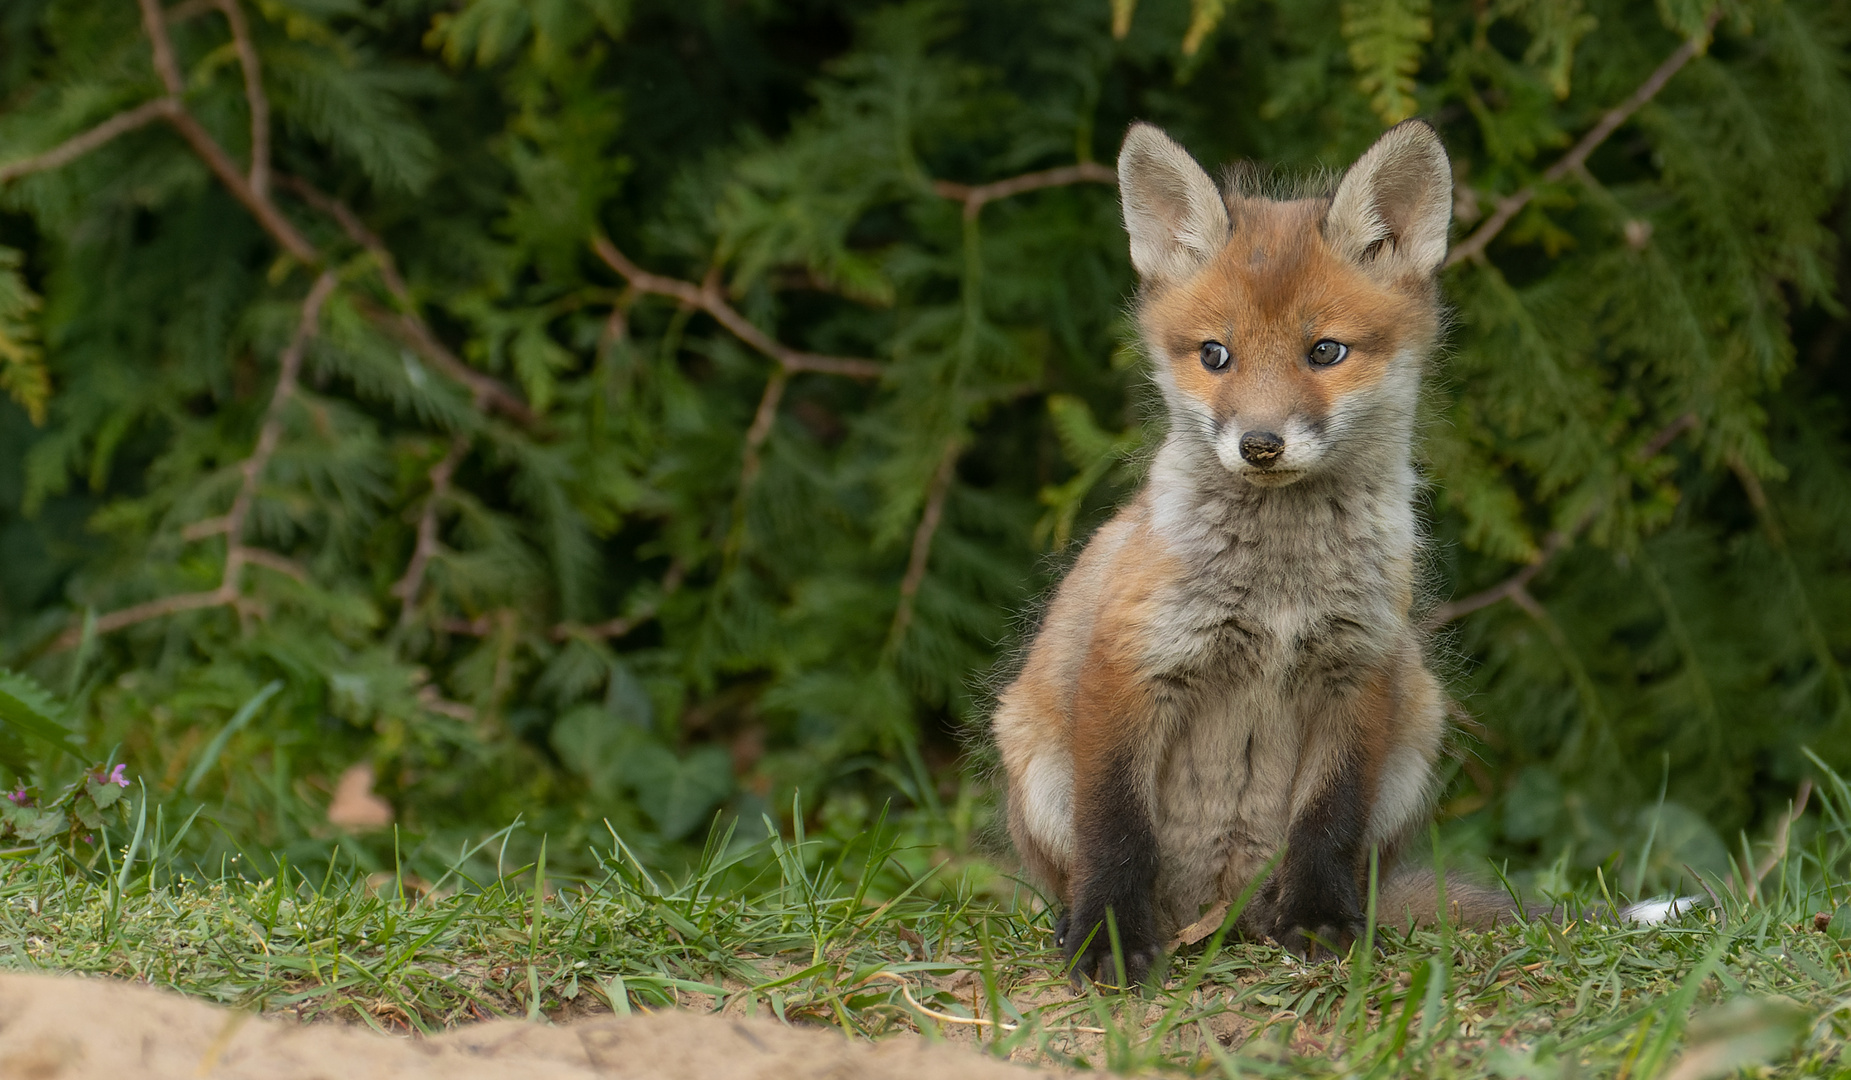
[{"x1": 183, "y1": 680, "x2": 283, "y2": 795}]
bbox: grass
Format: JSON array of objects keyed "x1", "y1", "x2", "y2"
[{"x1": 3, "y1": 795, "x2": 1851, "y2": 1078}]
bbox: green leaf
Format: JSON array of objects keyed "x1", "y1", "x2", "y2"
[
  {"x1": 86, "y1": 776, "x2": 127, "y2": 810},
  {"x1": 0, "y1": 668, "x2": 78, "y2": 761},
  {"x1": 0, "y1": 247, "x2": 48, "y2": 425},
  {"x1": 625, "y1": 744, "x2": 733, "y2": 842},
  {"x1": 183, "y1": 681, "x2": 284, "y2": 796}
]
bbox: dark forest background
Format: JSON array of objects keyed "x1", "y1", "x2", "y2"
[{"x1": 1, "y1": 0, "x2": 1849, "y2": 892}]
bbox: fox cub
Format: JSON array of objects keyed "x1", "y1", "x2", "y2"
[{"x1": 993, "y1": 120, "x2": 1511, "y2": 986}]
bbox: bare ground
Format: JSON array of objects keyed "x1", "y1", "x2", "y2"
[{"x1": 0, "y1": 973, "x2": 1064, "y2": 1080}]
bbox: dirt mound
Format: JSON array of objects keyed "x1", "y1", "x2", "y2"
[{"x1": 0, "y1": 973, "x2": 1058, "y2": 1080}]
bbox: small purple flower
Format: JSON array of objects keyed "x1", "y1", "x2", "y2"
[
  {"x1": 97, "y1": 764, "x2": 129, "y2": 788},
  {"x1": 5, "y1": 786, "x2": 32, "y2": 807}
]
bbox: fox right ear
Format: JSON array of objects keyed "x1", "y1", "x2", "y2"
[{"x1": 1118, "y1": 124, "x2": 1230, "y2": 284}]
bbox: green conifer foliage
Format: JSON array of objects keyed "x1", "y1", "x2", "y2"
[{"x1": 0, "y1": 0, "x2": 1847, "y2": 880}]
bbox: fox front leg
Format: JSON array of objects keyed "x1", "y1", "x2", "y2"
[
  {"x1": 1263, "y1": 757, "x2": 1368, "y2": 958},
  {"x1": 1063, "y1": 750, "x2": 1162, "y2": 990}
]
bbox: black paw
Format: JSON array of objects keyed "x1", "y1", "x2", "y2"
[
  {"x1": 1062, "y1": 904, "x2": 1162, "y2": 991},
  {"x1": 1267, "y1": 902, "x2": 1365, "y2": 960}
]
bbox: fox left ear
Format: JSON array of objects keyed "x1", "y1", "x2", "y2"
[{"x1": 1323, "y1": 121, "x2": 1452, "y2": 279}]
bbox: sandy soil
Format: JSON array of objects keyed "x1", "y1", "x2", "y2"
[{"x1": 0, "y1": 972, "x2": 1063, "y2": 1080}]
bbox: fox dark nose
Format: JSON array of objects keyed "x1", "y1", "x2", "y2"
[{"x1": 1239, "y1": 431, "x2": 1285, "y2": 466}]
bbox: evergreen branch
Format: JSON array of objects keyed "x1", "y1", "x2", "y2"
[
  {"x1": 437, "y1": 566, "x2": 687, "y2": 641},
  {"x1": 0, "y1": 99, "x2": 178, "y2": 186},
  {"x1": 348, "y1": 295, "x2": 534, "y2": 424},
  {"x1": 8, "y1": 12, "x2": 524, "y2": 427},
  {"x1": 164, "y1": 108, "x2": 317, "y2": 261},
  {"x1": 279, "y1": 176, "x2": 409, "y2": 298},
  {"x1": 931, "y1": 162, "x2": 1116, "y2": 221},
  {"x1": 553, "y1": 562, "x2": 687, "y2": 642},
  {"x1": 1728, "y1": 455, "x2": 1851, "y2": 717},
  {"x1": 211, "y1": 0, "x2": 271, "y2": 198},
  {"x1": 280, "y1": 176, "x2": 535, "y2": 424},
  {"x1": 589, "y1": 234, "x2": 884, "y2": 379},
  {"x1": 391, "y1": 433, "x2": 471, "y2": 627},
  {"x1": 885, "y1": 436, "x2": 964, "y2": 653},
  {"x1": 1428, "y1": 412, "x2": 1695, "y2": 627},
  {"x1": 1445, "y1": 8, "x2": 1721, "y2": 269},
  {"x1": 53, "y1": 271, "x2": 338, "y2": 650},
  {"x1": 135, "y1": 0, "x2": 317, "y2": 261}
]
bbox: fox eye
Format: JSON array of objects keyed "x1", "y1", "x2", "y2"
[
  {"x1": 1308, "y1": 340, "x2": 1349, "y2": 367},
  {"x1": 1200, "y1": 341, "x2": 1231, "y2": 372}
]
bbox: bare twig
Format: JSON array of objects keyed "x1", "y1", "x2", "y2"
[
  {"x1": 0, "y1": 98, "x2": 178, "y2": 186},
  {"x1": 1428, "y1": 412, "x2": 1696, "y2": 627},
  {"x1": 435, "y1": 562, "x2": 689, "y2": 642},
  {"x1": 553, "y1": 562, "x2": 687, "y2": 642},
  {"x1": 932, "y1": 161, "x2": 1117, "y2": 221},
  {"x1": 885, "y1": 437, "x2": 964, "y2": 652},
  {"x1": 212, "y1": 0, "x2": 271, "y2": 198},
  {"x1": 739, "y1": 371, "x2": 790, "y2": 491},
  {"x1": 1446, "y1": 10, "x2": 1721, "y2": 268},
  {"x1": 350, "y1": 296, "x2": 536, "y2": 424},
  {"x1": 278, "y1": 175, "x2": 534, "y2": 424},
  {"x1": 391, "y1": 433, "x2": 471, "y2": 626},
  {"x1": 277, "y1": 175, "x2": 408, "y2": 297},
  {"x1": 590, "y1": 234, "x2": 884, "y2": 379},
  {"x1": 54, "y1": 271, "x2": 338, "y2": 649},
  {"x1": 137, "y1": 0, "x2": 186, "y2": 94}
]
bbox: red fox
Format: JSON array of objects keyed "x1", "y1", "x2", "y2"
[{"x1": 993, "y1": 120, "x2": 1514, "y2": 987}]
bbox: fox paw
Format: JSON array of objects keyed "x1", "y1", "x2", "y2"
[
  {"x1": 1061, "y1": 906, "x2": 1161, "y2": 991},
  {"x1": 1267, "y1": 902, "x2": 1365, "y2": 960}
]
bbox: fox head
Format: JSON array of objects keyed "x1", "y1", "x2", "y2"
[{"x1": 1118, "y1": 122, "x2": 1452, "y2": 488}]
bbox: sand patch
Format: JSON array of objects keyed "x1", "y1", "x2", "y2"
[{"x1": 0, "y1": 972, "x2": 1061, "y2": 1080}]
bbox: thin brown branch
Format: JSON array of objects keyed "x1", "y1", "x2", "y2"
[
  {"x1": 740, "y1": 370, "x2": 790, "y2": 491},
  {"x1": 164, "y1": 108, "x2": 317, "y2": 262},
  {"x1": 240, "y1": 547, "x2": 307, "y2": 582},
  {"x1": 437, "y1": 562, "x2": 690, "y2": 642},
  {"x1": 278, "y1": 175, "x2": 409, "y2": 300},
  {"x1": 218, "y1": 271, "x2": 337, "y2": 581},
  {"x1": 53, "y1": 272, "x2": 337, "y2": 650},
  {"x1": 212, "y1": 0, "x2": 271, "y2": 198},
  {"x1": 932, "y1": 161, "x2": 1117, "y2": 221},
  {"x1": 1427, "y1": 412, "x2": 1696, "y2": 628},
  {"x1": 590, "y1": 234, "x2": 885, "y2": 380},
  {"x1": 391, "y1": 433, "x2": 471, "y2": 626},
  {"x1": 137, "y1": 0, "x2": 316, "y2": 260},
  {"x1": 346, "y1": 297, "x2": 535, "y2": 425},
  {"x1": 0, "y1": 98, "x2": 178, "y2": 186},
  {"x1": 885, "y1": 437, "x2": 964, "y2": 652},
  {"x1": 553, "y1": 562, "x2": 687, "y2": 642},
  {"x1": 1445, "y1": 9, "x2": 1721, "y2": 269},
  {"x1": 278, "y1": 176, "x2": 533, "y2": 424},
  {"x1": 137, "y1": 0, "x2": 186, "y2": 95}
]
